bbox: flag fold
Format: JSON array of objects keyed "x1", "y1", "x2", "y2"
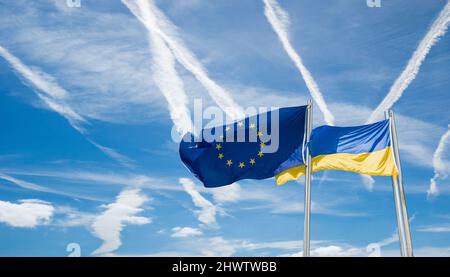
[
  {"x1": 179, "y1": 106, "x2": 307, "y2": 187},
  {"x1": 276, "y1": 119, "x2": 398, "y2": 185}
]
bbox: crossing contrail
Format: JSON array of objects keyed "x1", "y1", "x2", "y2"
[
  {"x1": 367, "y1": 1, "x2": 450, "y2": 123},
  {"x1": 122, "y1": 0, "x2": 193, "y2": 135},
  {"x1": 428, "y1": 125, "x2": 450, "y2": 197},
  {"x1": 263, "y1": 0, "x2": 334, "y2": 125},
  {"x1": 363, "y1": 2, "x2": 450, "y2": 188},
  {"x1": 123, "y1": 0, "x2": 245, "y2": 120}
]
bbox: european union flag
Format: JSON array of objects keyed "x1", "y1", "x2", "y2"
[{"x1": 179, "y1": 106, "x2": 307, "y2": 187}]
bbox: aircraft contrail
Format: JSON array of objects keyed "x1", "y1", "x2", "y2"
[
  {"x1": 367, "y1": 1, "x2": 450, "y2": 123},
  {"x1": 362, "y1": 2, "x2": 450, "y2": 188},
  {"x1": 428, "y1": 125, "x2": 450, "y2": 197},
  {"x1": 0, "y1": 45, "x2": 86, "y2": 131},
  {"x1": 123, "y1": 0, "x2": 245, "y2": 120},
  {"x1": 263, "y1": 0, "x2": 334, "y2": 125},
  {"x1": 0, "y1": 45, "x2": 133, "y2": 167},
  {"x1": 122, "y1": 0, "x2": 193, "y2": 135}
]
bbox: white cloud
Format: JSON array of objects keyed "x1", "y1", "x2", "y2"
[
  {"x1": 53, "y1": 206, "x2": 97, "y2": 228},
  {"x1": 312, "y1": 245, "x2": 365, "y2": 257},
  {"x1": 428, "y1": 125, "x2": 450, "y2": 197},
  {"x1": 201, "y1": 237, "x2": 236, "y2": 257},
  {"x1": 171, "y1": 226, "x2": 203, "y2": 238},
  {"x1": 91, "y1": 188, "x2": 151, "y2": 255},
  {"x1": 239, "y1": 240, "x2": 300, "y2": 251},
  {"x1": 206, "y1": 183, "x2": 242, "y2": 205},
  {"x1": 280, "y1": 230, "x2": 399, "y2": 257},
  {"x1": 361, "y1": 175, "x2": 375, "y2": 191},
  {"x1": 179, "y1": 178, "x2": 217, "y2": 227},
  {"x1": 0, "y1": 199, "x2": 54, "y2": 228}
]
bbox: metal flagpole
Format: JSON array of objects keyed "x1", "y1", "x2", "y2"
[
  {"x1": 391, "y1": 176, "x2": 407, "y2": 257},
  {"x1": 303, "y1": 100, "x2": 313, "y2": 257},
  {"x1": 389, "y1": 110, "x2": 414, "y2": 257},
  {"x1": 385, "y1": 110, "x2": 407, "y2": 257}
]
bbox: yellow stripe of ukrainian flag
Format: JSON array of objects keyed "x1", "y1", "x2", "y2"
[{"x1": 275, "y1": 147, "x2": 398, "y2": 186}]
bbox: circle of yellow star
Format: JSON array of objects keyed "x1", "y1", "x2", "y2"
[
  {"x1": 249, "y1": 123, "x2": 256, "y2": 129},
  {"x1": 216, "y1": 143, "x2": 222, "y2": 150},
  {"x1": 239, "y1": 162, "x2": 245, "y2": 168},
  {"x1": 260, "y1": 142, "x2": 266, "y2": 148},
  {"x1": 257, "y1": 151, "x2": 264, "y2": 158},
  {"x1": 226, "y1": 160, "x2": 233, "y2": 166},
  {"x1": 257, "y1": 131, "x2": 263, "y2": 137},
  {"x1": 218, "y1": 153, "x2": 224, "y2": 159},
  {"x1": 237, "y1": 121, "x2": 244, "y2": 127},
  {"x1": 249, "y1": 159, "x2": 256, "y2": 165}
]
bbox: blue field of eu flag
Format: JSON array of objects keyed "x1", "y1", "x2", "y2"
[{"x1": 179, "y1": 106, "x2": 307, "y2": 187}]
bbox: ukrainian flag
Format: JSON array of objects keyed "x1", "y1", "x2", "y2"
[{"x1": 276, "y1": 119, "x2": 398, "y2": 185}]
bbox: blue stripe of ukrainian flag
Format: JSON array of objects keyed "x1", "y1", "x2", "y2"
[{"x1": 275, "y1": 119, "x2": 398, "y2": 185}]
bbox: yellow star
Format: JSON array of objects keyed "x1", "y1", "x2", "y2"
[
  {"x1": 216, "y1": 143, "x2": 222, "y2": 150},
  {"x1": 258, "y1": 151, "x2": 264, "y2": 158},
  {"x1": 239, "y1": 162, "x2": 245, "y2": 168},
  {"x1": 218, "y1": 153, "x2": 224, "y2": 159},
  {"x1": 249, "y1": 123, "x2": 256, "y2": 129},
  {"x1": 226, "y1": 127, "x2": 231, "y2": 131},
  {"x1": 260, "y1": 142, "x2": 266, "y2": 148},
  {"x1": 237, "y1": 121, "x2": 244, "y2": 127},
  {"x1": 257, "y1": 131, "x2": 263, "y2": 137},
  {"x1": 249, "y1": 158, "x2": 256, "y2": 165},
  {"x1": 226, "y1": 160, "x2": 233, "y2": 166}
]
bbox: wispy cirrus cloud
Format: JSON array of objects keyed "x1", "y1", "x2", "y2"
[
  {"x1": 417, "y1": 224, "x2": 450, "y2": 233},
  {"x1": 367, "y1": 1, "x2": 450, "y2": 123},
  {"x1": 0, "y1": 172, "x2": 105, "y2": 202},
  {"x1": 0, "y1": 45, "x2": 133, "y2": 167},
  {"x1": 0, "y1": 1, "x2": 164, "y2": 125},
  {"x1": 0, "y1": 45, "x2": 86, "y2": 132},
  {"x1": 0, "y1": 173, "x2": 54, "y2": 193}
]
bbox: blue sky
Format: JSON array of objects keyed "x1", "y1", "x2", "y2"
[{"x1": 0, "y1": 0, "x2": 449, "y2": 256}]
